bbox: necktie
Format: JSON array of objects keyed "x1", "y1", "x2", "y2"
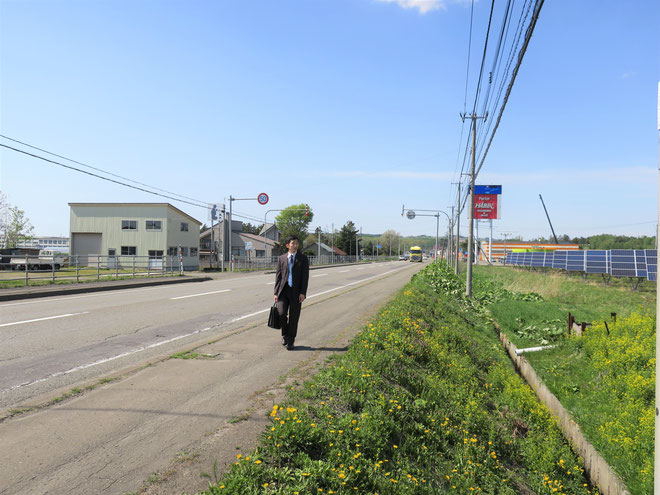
[{"x1": 288, "y1": 255, "x2": 294, "y2": 287}]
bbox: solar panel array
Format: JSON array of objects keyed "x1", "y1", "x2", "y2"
[
  {"x1": 646, "y1": 249, "x2": 657, "y2": 281},
  {"x1": 504, "y1": 249, "x2": 657, "y2": 281}
]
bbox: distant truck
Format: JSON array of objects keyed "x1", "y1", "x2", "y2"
[{"x1": 9, "y1": 249, "x2": 66, "y2": 271}]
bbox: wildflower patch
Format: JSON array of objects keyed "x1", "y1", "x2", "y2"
[{"x1": 201, "y1": 262, "x2": 597, "y2": 494}]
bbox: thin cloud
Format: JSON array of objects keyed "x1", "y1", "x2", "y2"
[
  {"x1": 479, "y1": 166, "x2": 655, "y2": 184},
  {"x1": 375, "y1": 0, "x2": 451, "y2": 14},
  {"x1": 328, "y1": 170, "x2": 454, "y2": 180}
]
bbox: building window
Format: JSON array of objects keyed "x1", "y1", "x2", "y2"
[
  {"x1": 180, "y1": 222, "x2": 189, "y2": 232},
  {"x1": 148, "y1": 250, "x2": 164, "y2": 258},
  {"x1": 167, "y1": 247, "x2": 177, "y2": 256},
  {"x1": 108, "y1": 249, "x2": 116, "y2": 256},
  {"x1": 121, "y1": 246, "x2": 137, "y2": 255},
  {"x1": 146, "y1": 220, "x2": 162, "y2": 231},
  {"x1": 190, "y1": 247, "x2": 198, "y2": 256},
  {"x1": 122, "y1": 220, "x2": 137, "y2": 230},
  {"x1": 180, "y1": 247, "x2": 189, "y2": 256},
  {"x1": 256, "y1": 250, "x2": 265, "y2": 258}
]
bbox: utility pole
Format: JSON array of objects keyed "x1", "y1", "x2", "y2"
[
  {"x1": 448, "y1": 205, "x2": 455, "y2": 268},
  {"x1": 221, "y1": 204, "x2": 226, "y2": 272},
  {"x1": 461, "y1": 112, "x2": 487, "y2": 297},
  {"x1": 502, "y1": 232, "x2": 511, "y2": 265},
  {"x1": 228, "y1": 196, "x2": 233, "y2": 271},
  {"x1": 452, "y1": 182, "x2": 461, "y2": 274},
  {"x1": 331, "y1": 223, "x2": 334, "y2": 264}
]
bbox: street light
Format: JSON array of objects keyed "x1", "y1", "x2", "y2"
[{"x1": 401, "y1": 207, "x2": 452, "y2": 264}]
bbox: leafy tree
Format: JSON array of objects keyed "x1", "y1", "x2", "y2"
[
  {"x1": 200, "y1": 223, "x2": 210, "y2": 233},
  {"x1": 0, "y1": 196, "x2": 34, "y2": 248},
  {"x1": 274, "y1": 204, "x2": 313, "y2": 254},
  {"x1": 242, "y1": 222, "x2": 263, "y2": 235},
  {"x1": 380, "y1": 229, "x2": 400, "y2": 256},
  {"x1": 336, "y1": 221, "x2": 359, "y2": 256}
]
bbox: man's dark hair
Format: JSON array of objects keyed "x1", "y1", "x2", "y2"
[{"x1": 285, "y1": 235, "x2": 300, "y2": 245}]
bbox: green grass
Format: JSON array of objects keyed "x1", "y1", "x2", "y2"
[
  {"x1": 472, "y1": 264, "x2": 654, "y2": 494},
  {"x1": 199, "y1": 262, "x2": 597, "y2": 494},
  {"x1": 471, "y1": 265, "x2": 654, "y2": 349},
  {"x1": 0, "y1": 270, "x2": 180, "y2": 288}
]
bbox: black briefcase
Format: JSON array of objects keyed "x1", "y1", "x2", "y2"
[{"x1": 268, "y1": 303, "x2": 281, "y2": 329}]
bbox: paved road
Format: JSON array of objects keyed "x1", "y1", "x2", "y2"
[{"x1": 0, "y1": 260, "x2": 424, "y2": 495}]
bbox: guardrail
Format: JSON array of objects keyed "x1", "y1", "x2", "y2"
[{"x1": 0, "y1": 255, "x2": 181, "y2": 287}]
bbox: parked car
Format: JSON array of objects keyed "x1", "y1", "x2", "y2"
[{"x1": 398, "y1": 254, "x2": 406, "y2": 261}]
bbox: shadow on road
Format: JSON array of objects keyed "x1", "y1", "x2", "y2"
[{"x1": 287, "y1": 345, "x2": 349, "y2": 352}]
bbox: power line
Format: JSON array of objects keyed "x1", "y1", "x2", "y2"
[
  {"x1": 0, "y1": 134, "x2": 207, "y2": 206},
  {"x1": 0, "y1": 143, "x2": 208, "y2": 209},
  {"x1": 475, "y1": 0, "x2": 544, "y2": 177}
]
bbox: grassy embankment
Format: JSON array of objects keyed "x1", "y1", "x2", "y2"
[
  {"x1": 199, "y1": 262, "x2": 597, "y2": 494},
  {"x1": 472, "y1": 264, "x2": 655, "y2": 494}
]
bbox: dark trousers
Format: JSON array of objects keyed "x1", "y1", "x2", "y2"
[{"x1": 277, "y1": 285, "x2": 302, "y2": 344}]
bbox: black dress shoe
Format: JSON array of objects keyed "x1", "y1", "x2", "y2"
[
  {"x1": 281, "y1": 337, "x2": 287, "y2": 346},
  {"x1": 286, "y1": 343, "x2": 294, "y2": 350}
]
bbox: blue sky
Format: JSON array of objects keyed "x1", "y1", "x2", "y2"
[{"x1": 1, "y1": 0, "x2": 658, "y2": 240}]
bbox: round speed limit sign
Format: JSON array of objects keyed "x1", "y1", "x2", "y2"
[{"x1": 257, "y1": 193, "x2": 269, "y2": 205}]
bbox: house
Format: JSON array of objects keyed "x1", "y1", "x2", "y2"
[
  {"x1": 199, "y1": 219, "x2": 279, "y2": 267},
  {"x1": 305, "y1": 242, "x2": 347, "y2": 258},
  {"x1": 69, "y1": 203, "x2": 201, "y2": 269},
  {"x1": 259, "y1": 223, "x2": 281, "y2": 244}
]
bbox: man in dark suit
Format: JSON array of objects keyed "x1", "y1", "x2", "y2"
[{"x1": 274, "y1": 235, "x2": 309, "y2": 350}]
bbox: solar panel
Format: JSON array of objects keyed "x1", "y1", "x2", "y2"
[
  {"x1": 585, "y1": 250, "x2": 609, "y2": 274},
  {"x1": 522, "y1": 252, "x2": 532, "y2": 266},
  {"x1": 610, "y1": 249, "x2": 647, "y2": 278},
  {"x1": 646, "y1": 249, "x2": 657, "y2": 281},
  {"x1": 530, "y1": 252, "x2": 544, "y2": 267},
  {"x1": 566, "y1": 251, "x2": 586, "y2": 272},
  {"x1": 543, "y1": 252, "x2": 554, "y2": 267},
  {"x1": 552, "y1": 250, "x2": 567, "y2": 270}
]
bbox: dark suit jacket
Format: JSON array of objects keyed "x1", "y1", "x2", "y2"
[{"x1": 274, "y1": 251, "x2": 309, "y2": 298}]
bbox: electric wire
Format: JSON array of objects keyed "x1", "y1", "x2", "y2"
[
  {"x1": 0, "y1": 143, "x2": 209, "y2": 209},
  {"x1": 1, "y1": 136, "x2": 272, "y2": 225},
  {"x1": 475, "y1": 0, "x2": 545, "y2": 177},
  {"x1": 0, "y1": 134, "x2": 207, "y2": 206}
]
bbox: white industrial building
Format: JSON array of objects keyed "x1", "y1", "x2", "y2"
[
  {"x1": 69, "y1": 203, "x2": 201, "y2": 269},
  {"x1": 16, "y1": 236, "x2": 70, "y2": 252}
]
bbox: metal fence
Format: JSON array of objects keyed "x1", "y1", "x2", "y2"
[
  {"x1": 202, "y1": 254, "x2": 399, "y2": 272},
  {"x1": 0, "y1": 255, "x2": 182, "y2": 286}
]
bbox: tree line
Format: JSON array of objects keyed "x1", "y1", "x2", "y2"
[{"x1": 530, "y1": 233, "x2": 656, "y2": 250}]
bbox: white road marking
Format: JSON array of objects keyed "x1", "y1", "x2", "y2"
[
  {"x1": 1, "y1": 264, "x2": 412, "y2": 394},
  {"x1": 339, "y1": 270, "x2": 350, "y2": 273},
  {"x1": 266, "y1": 282, "x2": 275, "y2": 285},
  {"x1": 312, "y1": 273, "x2": 328, "y2": 277},
  {"x1": 1, "y1": 327, "x2": 213, "y2": 394},
  {"x1": 0, "y1": 312, "x2": 89, "y2": 328},
  {"x1": 170, "y1": 289, "x2": 231, "y2": 300}
]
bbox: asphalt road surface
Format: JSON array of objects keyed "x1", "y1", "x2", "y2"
[{"x1": 0, "y1": 260, "x2": 424, "y2": 495}]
